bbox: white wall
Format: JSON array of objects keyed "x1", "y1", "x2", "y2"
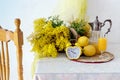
[
  {"x1": 87, "y1": 0, "x2": 120, "y2": 43},
  {"x1": 0, "y1": 0, "x2": 58, "y2": 80}
]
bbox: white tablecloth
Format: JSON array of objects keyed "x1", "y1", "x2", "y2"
[
  {"x1": 33, "y1": 43, "x2": 120, "y2": 80},
  {"x1": 33, "y1": 73, "x2": 120, "y2": 80}
]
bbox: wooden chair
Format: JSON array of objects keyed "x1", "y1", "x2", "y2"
[{"x1": 0, "y1": 19, "x2": 23, "y2": 80}]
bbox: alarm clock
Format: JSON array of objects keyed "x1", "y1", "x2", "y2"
[{"x1": 66, "y1": 46, "x2": 82, "y2": 59}]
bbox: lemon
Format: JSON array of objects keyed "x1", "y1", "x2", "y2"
[
  {"x1": 83, "y1": 45, "x2": 96, "y2": 57},
  {"x1": 77, "y1": 36, "x2": 89, "y2": 47},
  {"x1": 89, "y1": 42, "x2": 101, "y2": 55},
  {"x1": 84, "y1": 23, "x2": 91, "y2": 37},
  {"x1": 93, "y1": 43, "x2": 101, "y2": 55},
  {"x1": 84, "y1": 23, "x2": 91, "y2": 32}
]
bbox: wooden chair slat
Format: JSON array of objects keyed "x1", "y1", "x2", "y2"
[
  {"x1": 0, "y1": 51, "x2": 3, "y2": 80},
  {"x1": 0, "y1": 18, "x2": 23, "y2": 80},
  {"x1": 1, "y1": 41, "x2": 6, "y2": 80},
  {"x1": 5, "y1": 42, "x2": 10, "y2": 80}
]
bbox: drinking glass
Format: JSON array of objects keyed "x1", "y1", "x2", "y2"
[
  {"x1": 98, "y1": 32, "x2": 107, "y2": 54},
  {"x1": 89, "y1": 31, "x2": 101, "y2": 54}
]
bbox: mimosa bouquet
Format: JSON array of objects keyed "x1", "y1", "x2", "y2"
[{"x1": 27, "y1": 16, "x2": 71, "y2": 58}]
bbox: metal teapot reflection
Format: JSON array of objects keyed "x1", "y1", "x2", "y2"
[{"x1": 89, "y1": 16, "x2": 112, "y2": 43}]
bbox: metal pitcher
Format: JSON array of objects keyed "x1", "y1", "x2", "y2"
[{"x1": 89, "y1": 16, "x2": 112, "y2": 43}]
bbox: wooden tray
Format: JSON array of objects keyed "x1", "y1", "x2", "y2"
[{"x1": 72, "y1": 52, "x2": 114, "y2": 63}]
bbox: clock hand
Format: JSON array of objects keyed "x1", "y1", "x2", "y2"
[{"x1": 71, "y1": 51, "x2": 76, "y2": 54}]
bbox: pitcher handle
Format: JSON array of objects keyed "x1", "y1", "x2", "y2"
[{"x1": 102, "y1": 19, "x2": 112, "y2": 37}]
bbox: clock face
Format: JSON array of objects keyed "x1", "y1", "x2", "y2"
[{"x1": 66, "y1": 46, "x2": 82, "y2": 59}]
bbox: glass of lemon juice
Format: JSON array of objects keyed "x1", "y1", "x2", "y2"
[{"x1": 98, "y1": 32, "x2": 107, "y2": 54}]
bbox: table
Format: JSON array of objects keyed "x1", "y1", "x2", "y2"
[{"x1": 33, "y1": 43, "x2": 120, "y2": 80}]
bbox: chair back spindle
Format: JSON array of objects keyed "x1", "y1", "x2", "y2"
[{"x1": 0, "y1": 18, "x2": 23, "y2": 80}]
